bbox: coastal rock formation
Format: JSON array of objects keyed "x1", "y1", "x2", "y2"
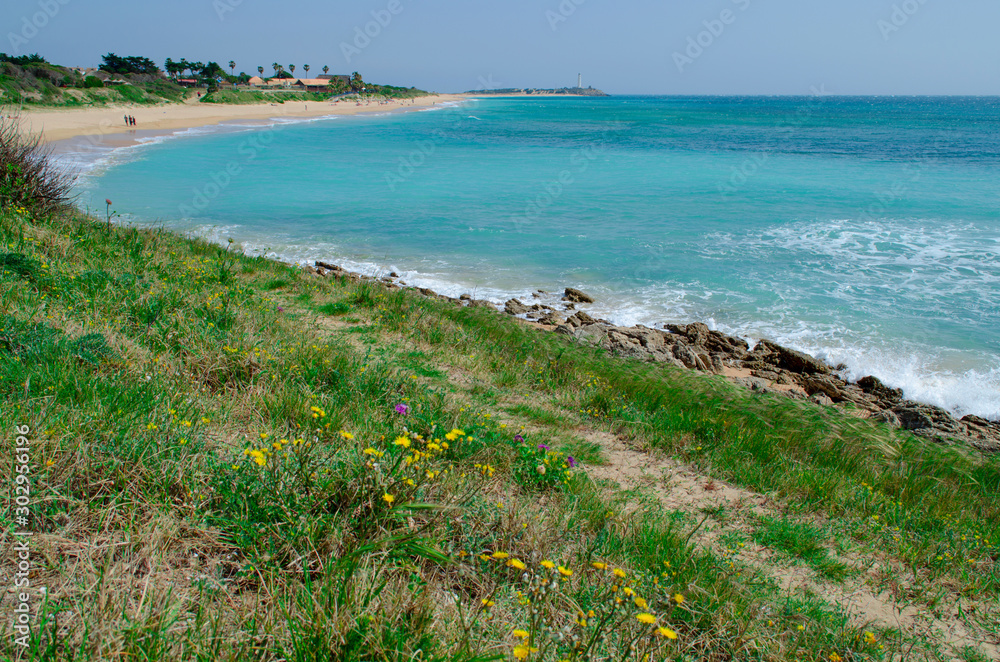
[
  {"x1": 550, "y1": 315, "x2": 1000, "y2": 451},
  {"x1": 504, "y1": 298, "x2": 530, "y2": 315},
  {"x1": 308, "y1": 259, "x2": 1000, "y2": 452},
  {"x1": 563, "y1": 288, "x2": 595, "y2": 304}
]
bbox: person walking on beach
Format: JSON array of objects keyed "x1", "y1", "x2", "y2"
[{"x1": 124, "y1": 114, "x2": 129, "y2": 126}]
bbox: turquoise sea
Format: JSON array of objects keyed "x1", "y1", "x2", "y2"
[{"x1": 62, "y1": 96, "x2": 1000, "y2": 419}]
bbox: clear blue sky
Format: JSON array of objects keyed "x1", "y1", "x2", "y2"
[{"x1": 5, "y1": 0, "x2": 998, "y2": 95}]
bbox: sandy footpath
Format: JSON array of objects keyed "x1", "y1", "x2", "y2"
[{"x1": 17, "y1": 94, "x2": 467, "y2": 143}]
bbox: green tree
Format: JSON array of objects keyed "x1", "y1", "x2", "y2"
[
  {"x1": 99, "y1": 53, "x2": 160, "y2": 75},
  {"x1": 322, "y1": 65, "x2": 329, "y2": 76},
  {"x1": 228, "y1": 60, "x2": 236, "y2": 76},
  {"x1": 350, "y1": 71, "x2": 364, "y2": 92},
  {"x1": 288, "y1": 64, "x2": 295, "y2": 77},
  {"x1": 201, "y1": 61, "x2": 226, "y2": 80},
  {"x1": 257, "y1": 66, "x2": 264, "y2": 79},
  {"x1": 303, "y1": 64, "x2": 310, "y2": 76},
  {"x1": 272, "y1": 62, "x2": 279, "y2": 77}
]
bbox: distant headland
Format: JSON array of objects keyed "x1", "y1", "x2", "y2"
[{"x1": 468, "y1": 87, "x2": 609, "y2": 97}]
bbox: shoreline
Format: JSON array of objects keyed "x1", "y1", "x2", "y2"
[
  {"x1": 306, "y1": 259, "x2": 1000, "y2": 452},
  {"x1": 18, "y1": 94, "x2": 469, "y2": 144},
  {"x1": 40, "y1": 95, "x2": 998, "y2": 431}
]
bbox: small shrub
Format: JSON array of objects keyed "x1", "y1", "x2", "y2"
[
  {"x1": 0, "y1": 111, "x2": 73, "y2": 214},
  {"x1": 318, "y1": 301, "x2": 351, "y2": 316},
  {"x1": 83, "y1": 76, "x2": 103, "y2": 89},
  {"x1": 0, "y1": 252, "x2": 41, "y2": 281}
]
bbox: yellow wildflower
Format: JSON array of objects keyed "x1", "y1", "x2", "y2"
[
  {"x1": 656, "y1": 627, "x2": 678, "y2": 639},
  {"x1": 491, "y1": 552, "x2": 509, "y2": 560},
  {"x1": 339, "y1": 430, "x2": 354, "y2": 440},
  {"x1": 394, "y1": 436, "x2": 411, "y2": 448},
  {"x1": 558, "y1": 566, "x2": 573, "y2": 577},
  {"x1": 613, "y1": 568, "x2": 627, "y2": 578},
  {"x1": 512, "y1": 629, "x2": 529, "y2": 639},
  {"x1": 673, "y1": 593, "x2": 685, "y2": 605},
  {"x1": 249, "y1": 450, "x2": 266, "y2": 467},
  {"x1": 635, "y1": 597, "x2": 648, "y2": 609},
  {"x1": 382, "y1": 493, "x2": 395, "y2": 505},
  {"x1": 541, "y1": 560, "x2": 555, "y2": 569},
  {"x1": 507, "y1": 559, "x2": 527, "y2": 570},
  {"x1": 637, "y1": 613, "x2": 656, "y2": 625},
  {"x1": 591, "y1": 562, "x2": 608, "y2": 570},
  {"x1": 513, "y1": 645, "x2": 537, "y2": 660}
]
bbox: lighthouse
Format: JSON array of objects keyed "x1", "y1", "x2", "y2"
[{"x1": 577, "y1": 73, "x2": 582, "y2": 89}]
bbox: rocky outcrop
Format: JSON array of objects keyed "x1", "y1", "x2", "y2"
[
  {"x1": 307, "y1": 259, "x2": 999, "y2": 453},
  {"x1": 563, "y1": 288, "x2": 595, "y2": 304},
  {"x1": 504, "y1": 298, "x2": 530, "y2": 315},
  {"x1": 745, "y1": 339, "x2": 830, "y2": 376}
]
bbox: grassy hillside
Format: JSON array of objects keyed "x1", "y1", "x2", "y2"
[
  {"x1": 0, "y1": 128, "x2": 998, "y2": 660},
  {"x1": 199, "y1": 90, "x2": 342, "y2": 105},
  {"x1": 200, "y1": 86, "x2": 430, "y2": 105},
  {"x1": 0, "y1": 62, "x2": 188, "y2": 107}
]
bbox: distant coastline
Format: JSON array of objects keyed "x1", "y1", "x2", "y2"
[{"x1": 469, "y1": 87, "x2": 608, "y2": 97}]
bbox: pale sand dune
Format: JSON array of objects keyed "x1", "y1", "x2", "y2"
[{"x1": 16, "y1": 94, "x2": 467, "y2": 143}]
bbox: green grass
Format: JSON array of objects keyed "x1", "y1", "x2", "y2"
[
  {"x1": 753, "y1": 516, "x2": 851, "y2": 581},
  {"x1": 200, "y1": 90, "x2": 337, "y2": 104},
  {"x1": 1, "y1": 70, "x2": 188, "y2": 107},
  {"x1": 0, "y1": 202, "x2": 996, "y2": 661},
  {"x1": 318, "y1": 301, "x2": 352, "y2": 316}
]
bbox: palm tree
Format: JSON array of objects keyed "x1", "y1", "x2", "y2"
[
  {"x1": 258, "y1": 66, "x2": 264, "y2": 79},
  {"x1": 303, "y1": 64, "x2": 310, "y2": 77},
  {"x1": 322, "y1": 65, "x2": 329, "y2": 76},
  {"x1": 272, "y1": 62, "x2": 279, "y2": 78},
  {"x1": 228, "y1": 60, "x2": 236, "y2": 76},
  {"x1": 288, "y1": 64, "x2": 295, "y2": 78}
]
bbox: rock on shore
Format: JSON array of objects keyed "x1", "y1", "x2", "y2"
[{"x1": 307, "y1": 261, "x2": 1000, "y2": 453}]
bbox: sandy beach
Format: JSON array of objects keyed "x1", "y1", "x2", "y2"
[{"x1": 18, "y1": 94, "x2": 466, "y2": 143}]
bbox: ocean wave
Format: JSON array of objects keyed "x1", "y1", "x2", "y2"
[{"x1": 171, "y1": 222, "x2": 1000, "y2": 420}]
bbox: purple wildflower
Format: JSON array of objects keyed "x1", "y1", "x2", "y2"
[
  {"x1": 394, "y1": 404, "x2": 410, "y2": 416},
  {"x1": 567, "y1": 456, "x2": 577, "y2": 468},
  {"x1": 514, "y1": 434, "x2": 524, "y2": 443},
  {"x1": 538, "y1": 443, "x2": 550, "y2": 451},
  {"x1": 277, "y1": 307, "x2": 284, "y2": 313}
]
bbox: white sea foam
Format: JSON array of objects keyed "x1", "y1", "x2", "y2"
[{"x1": 128, "y1": 218, "x2": 1000, "y2": 421}]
